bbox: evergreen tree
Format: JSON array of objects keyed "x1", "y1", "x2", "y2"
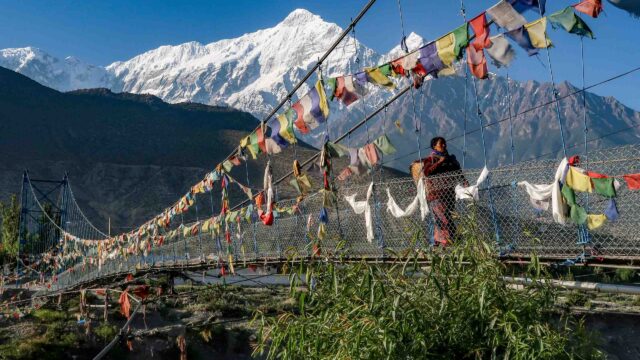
[{"x1": 0, "y1": 194, "x2": 20, "y2": 264}]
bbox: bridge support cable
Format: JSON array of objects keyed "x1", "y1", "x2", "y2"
[
  {"x1": 460, "y1": 0, "x2": 502, "y2": 246},
  {"x1": 380, "y1": 65, "x2": 640, "y2": 168}
]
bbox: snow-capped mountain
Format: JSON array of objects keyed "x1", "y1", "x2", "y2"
[
  {"x1": 0, "y1": 47, "x2": 114, "y2": 92},
  {"x1": 106, "y1": 9, "x2": 379, "y2": 116},
  {"x1": 1, "y1": 8, "x2": 638, "y2": 168},
  {"x1": 0, "y1": 9, "x2": 380, "y2": 118}
]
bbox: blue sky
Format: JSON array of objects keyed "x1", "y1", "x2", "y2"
[{"x1": 0, "y1": 0, "x2": 638, "y2": 109}]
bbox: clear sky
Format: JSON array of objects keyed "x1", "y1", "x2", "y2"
[{"x1": 0, "y1": 0, "x2": 638, "y2": 109}]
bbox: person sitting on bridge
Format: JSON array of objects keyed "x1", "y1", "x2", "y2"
[{"x1": 413, "y1": 137, "x2": 466, "y2": 245}]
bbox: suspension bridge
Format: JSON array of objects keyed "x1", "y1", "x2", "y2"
[{"x1": 10, "y1": 0, "x2": 640, "y2": 298}]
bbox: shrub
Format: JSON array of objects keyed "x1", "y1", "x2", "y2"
[{"x1": 253, "y1": 217, "x2": 605, "y2": 360}]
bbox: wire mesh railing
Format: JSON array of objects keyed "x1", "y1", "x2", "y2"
[{"x1": 42, "y1": 144, "x2": 640, "y2": 293}]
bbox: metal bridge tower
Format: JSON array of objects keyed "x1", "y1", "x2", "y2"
[{"x1": 16, "y1": 171, "x2": 69, "y2": 285}]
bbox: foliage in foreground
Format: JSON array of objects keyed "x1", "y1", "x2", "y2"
[{"x1": 253, "y1": 223, "x2": 604, "y2": 359}]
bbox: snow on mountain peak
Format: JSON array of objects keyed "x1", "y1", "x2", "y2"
[
  {"x1": 0, "y1": 47, "x2": 113, "y2": 91},
  {"x1": 280, "y1": 8, "x2": 323, "y2": 26}
]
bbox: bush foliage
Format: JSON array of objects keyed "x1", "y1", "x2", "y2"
[{"x1": 254, "y1": 222, "x2": 604, "y2": 359}]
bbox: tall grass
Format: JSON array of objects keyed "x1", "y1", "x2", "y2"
[{"x1": 253, "y1": 210, "x2": 604, "y2": 359}]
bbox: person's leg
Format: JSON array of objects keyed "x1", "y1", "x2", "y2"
[{"x1": 431, "y1": 199, "x2": 450, "y2": 245}]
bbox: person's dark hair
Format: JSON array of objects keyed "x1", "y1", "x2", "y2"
[{"x1": 430, "y1": 137, "x2": 446, "y2": 149}]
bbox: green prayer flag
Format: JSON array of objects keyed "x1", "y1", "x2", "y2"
[
  {"x1": 561, "y1": 184, "x2": 576, "y2": 206},
  {"x1": 289, "y1": 178, "x2": 301, "y2": 194},
  {"x1": 548, "y1": 7, "x2": 594, "y2": 39},
  {"x1": 570, "y1": 204, "x2": 588, "y2": 225},
  {"x1": 379, "y1": 63, "x2": 394, "y2": 77},
  {"x1": 247, "y1": 132, "x2": 260, "y2": 159},
  {"x1": 592, "y1": 177, "x2": 616, "y2": 198},
  {"x1": 325, "y1": 142, "x2": 349, "y2": 158},
  {"x1": 373, "y1": 135, "x2": 397, "y2": 155},
  {"x1": 326, "y1": 78, "x2": 337, "y2": 101}
]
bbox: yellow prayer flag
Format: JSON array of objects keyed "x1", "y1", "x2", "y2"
[
  {"x1": 587, "y1": 214, "x2": 606, "y2": 230},
  {"x1": 182, "y1": 226, "x2": 191, "y2": 237},
  {"x1": 566, "y1": 167, "x2": 593, "y2": 192},
  {"x1": 228, "y1": 254, "x2": 235, "y2": 274},
  {"x1": 202, "y1": 219, "x2": 211, "y2": 232},
  {"x1": 365, "y1": 67, "x2": 396, "y2": 90},
  {"x1": 315, "y1": 80, "x2": 330, "y2": 119},
  {"x1": 240, "y1": 136, "x2": 250, "y2": 148},
  {"x1": 438, "y1": 66, "x2": 457, "y2": 77},
  {"x1": 525, "y1": 18, "x2": 552, "y2": 49},
  {"x1": 276, "y1": 113, "x2": 297, "y2": 144},
  {"x1": 436, "y1": 24, "x2": 468, "y2": 66},
  {"x1": 436, "y1": 33, "x2": 456, "y2": 66}
]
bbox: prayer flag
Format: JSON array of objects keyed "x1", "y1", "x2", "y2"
[
  {"x1": 291, "y1": 105, "x2": 309, "y2": 134},
  {"x1": 326, "y1": 77, "x2": 337, "y2": 101},
  {"x1": 222, "y1": 160, "x2": 234, "y2": 173},
  {"x1": 566, "y1": 167, "x2": 593, "y2": 192},
  {"x1": 524, "y1": 18, "x2": 552, "y2": 49},
  {"x1": 230, "y1": 156, "x2": 242, "y2": 166},
  {"x1": 436, "y1": 24, "x2": 469, "y2": 66},
  {"x1": 334, "y1": 75, "x2": 366, "y2": 106},
  {"x1": 587, "y1": 214, "x2": 606, "y2": 230},
  {"x1": 485, "y1": 34, "x2": 516, "y2": 67},
  {"x1": 512, "y1": 0, "x2": 547, "y2": 15},
  {"x1": 592, "y1": 177, "x2": 616, "y2": 198},
  {"x1": 467, "y1": 44, "x2": 488, "y2": 79},
  {"x1": 246, "y1": 132, "x2": 260, "y2": 159},
  {"x1": 271, "y1": 111, "x2": 297, "y2": 145},
  {"x1": 363, "y1": 143, "x2": 380, "y2": 166},
  {"x1": 570, "y1": 204, "x2": 587, "y2": 224},
  {"x1": 561, "y1": 184, "x2": 576, "y2": 206},
  {"x1": 419, "y1": 42, "x2": 446, "y2": 76},
  {"x1": 265, "y1": 138, "x2": 282, "y2": 154},
  {"x1": 325, "y1": 142, "x2": 349, "y2": 158},
  {"x1": 623, "y1": 173, "x2": 640, "y2": 190},
  {"x1": 292, "y1": 80, "x2": 329, "y2": 132},
  {"x1": 365, "y1": 67, "x2": 396, "y2": 89},
  {"x1": 379, "y1": 63, "x2": 395, "y2": 77},
  {"x1": 256, "y1": 126, "x2": 267, "y2": 153},
  {"x1": 399, "y1": 51, "x2": 420, "y2": 75},
  {"x1": 506, "y1": 26, "x2": 539, "y2": 56},
  {"x1": 487, "y1": 0, "x2": 528, "y2": 31},
  {"x1": 373, "y1": 134, "x2": 397, "y2": 155},
  {"x1": 469, "y1": 13, "x2": 491, "y2": 50},
  {"x1": 549, "y1": 7, "x2": 594, "y2": 39},
  {"x1": 605, "y1": 199, "x2": 619, "y2": 221},
  {"x1": 337, "y1": 167, "x2": 353, "y2": 181},
  {"x1": 573, "y1": 0, "x2": 603, "y2": 18}
]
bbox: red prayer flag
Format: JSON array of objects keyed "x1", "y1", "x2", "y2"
[
  {"x1": 467, "y1": 45, "x2": 488, "y2": 79},
  {"x1": 391, "y1": 59, "x2": 406, "y2": 77},
  {"x1": 573, "y1": 0, "x2": 603, "y2": 18},
  {"x1": 256, "y1": 127, "x2": 267, "y2": 153},
  {"x1": 469, "y1": 12, "x2": 491, "y2": 50},
  {"x1": 291, "y1": 102, "x2": 310, "y2": 134},
  {"x1": 586, "y1": 171, "x2": 608, "y2": 179},
  {"x1": 230, "y1": 156, "x2": 242, "y2": 166},
  {"x1": 119, "y1": 290, "x2": 131, "y2": 319},
  {"x1": 260, "y1": 211, "x2": 274, "y2": 226},
  {"x1": 623, "y1": 174, "x2": 640, "y2": 190},
  {"x1": 568, "y1": 155, "x2": 580, "y2": 166}
]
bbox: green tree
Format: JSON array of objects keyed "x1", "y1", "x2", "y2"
[{"x1": 0, "y1": 194, "x2": 20, "y2": 264}]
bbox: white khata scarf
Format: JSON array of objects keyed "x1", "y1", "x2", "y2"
[
  {"x1": 386, "y1": 177, "x2": 429, "y2": 220},
  {"x1": 344, "y1": 182, "x2": 374, "y2": 242}
]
